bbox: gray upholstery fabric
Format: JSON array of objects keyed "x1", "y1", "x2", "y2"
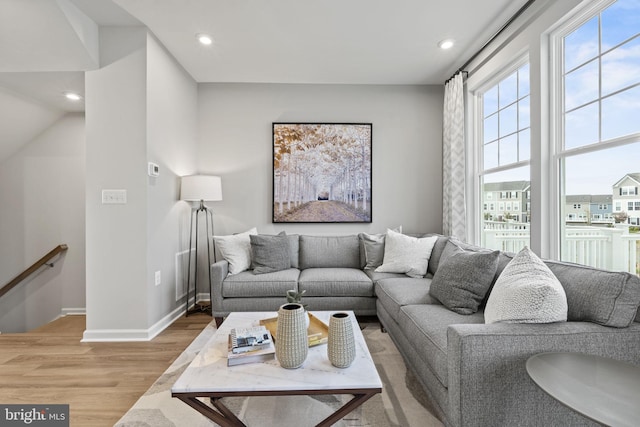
[
  {"x1": 298, "y1": 268, "x2": 373, "y2": 297},
  {"x1": 544, "y1": 259, "x2": 640, "y2": 327},
  {"x1": 426, "y1": 234, "x2": 449, "y2": 275},
  {"x1": 250, "y1": 232, "x2": 291, "y2": 274},
  {"x1": 221, "y1": 268, "x2": 300, "y2": 297},
  {"x1": 287, "y1": 234, "x2": 299, "y2": 268},
  {"x1": 375, "y1": 278, "x2": 437, "y2": 318},
  {"x1": 377, "y1": 302, "x2": 449, "y2": 422},
  {"x1": 363, "y1": 269, "x2": 411, "y2": 283},
  {"x1": 359, "y1": 232, "x2": 387, "y2": 270},
  {"x1": 447, "y1": 321, "x2": 640, "y2": 427},
  {"x1": 399, "y1": 304, "x2": 485, "y2": 386},
  {"x1": 299, "y1": 235, "x2": 360, "y2": 269},
  {"x1": 429, "y1": 249, "x2": 500, "y2": 314}
]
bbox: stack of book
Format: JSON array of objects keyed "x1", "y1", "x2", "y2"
[{"x1": 227, "y1": 326, "x2": 276, "y2": 366}]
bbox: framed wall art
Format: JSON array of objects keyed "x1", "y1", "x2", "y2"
[{"x1": 273, "y1": 123, "x2": 372, "y2": 223}]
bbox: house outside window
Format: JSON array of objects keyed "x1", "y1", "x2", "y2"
[
  {"x1": 477, "y1": 58, "x2": 531, "y2": 252},
  {"x1": 553, "y1": 0, "x2": 640, "y2": 273}
]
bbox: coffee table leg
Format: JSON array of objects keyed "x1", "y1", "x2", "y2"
[
  {"x1": 316, "y1": 391, "x2": 379, "y2": 427},
  {"x1": 174, "y1": 395, "x2": 247, "y2": 427}
]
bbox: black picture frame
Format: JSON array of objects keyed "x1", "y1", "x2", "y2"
[{"x1": 273, "y1": 123, "x2": 372, "y2": 223}]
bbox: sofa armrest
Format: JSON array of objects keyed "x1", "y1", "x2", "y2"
[
  {"x1": 447, "y1": 322, "x2": 640, "y2": 427},
  {"x1": 211, "y1": 260, "x2": 229, "y2": 312}
]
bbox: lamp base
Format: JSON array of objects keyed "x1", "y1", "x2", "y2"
[
  {"x1": 185, "y1": 204, "x2": 215, "y2": 318},
  {"x1": 187, "y1": 301, "x2": 211, "y2": 316}
]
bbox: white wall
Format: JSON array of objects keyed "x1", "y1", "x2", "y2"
[
  {"x1": 146, "y1": 33, "x2": 198, "y2": 327},
  {"x1": 85, "y1": 27, "x2": 149, "y2": 338},
  {"x1": 197, "y1": 83, "x2": 444, "y2": 237},
  {"x1": 0, "y1": 113, "x2": 85, "y2": 333},
  {"x1": 84, "y1": 28, "x2": 198, "y2": 340}
]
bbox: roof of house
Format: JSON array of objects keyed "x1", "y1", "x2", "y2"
[
  {"x1": 565, "y1": 195, "x2": 612, "y2": 203},
  {"x1": 613, "y1": 173, "x2": 640, "y2": 188},
  {"x1": 483, "y1": 181, "x2": 531, "y2": 191}
]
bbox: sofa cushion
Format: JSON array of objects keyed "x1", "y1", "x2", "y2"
[
  {"x1": 288, "y1": 234, "x2": 299, "y2": 269},
  {"x1": 429, "y1": 247, "x2": 500, "y2": 315},
  {"x1": 214, "y1": 227, "x2": 257, "y2": 274},
  {"x1": 398, "y1": 304, "x2": 485, "y2": 387},
  {"x1": 222, "y1": 268, "x2": 300, "y2": 298},
  {"x1": 250, "y1": 232, "x2": 291, "y2": 274},
  {"x1": 375, "y1": 277, "x2": 438, "y2": 319},
  {"x1": 427, "y1": 235, "x2": 449, "y2": 276},
  {"x1": 485, "y1": 247, "x2": 568, "y2": 324},
  {"x1": 299, "y1": 235, "x2": 360, "y2": 269},
  {"x1": 375, "y1": 230, "x2": 438, "y2": 278},
  {"x1": 358, "y1": 226, "x2": 403, "y2": 270},
  {"x1": 298, "y1": 268, "x2": 373, "y2": 297},
  {"x1": 544, "y1": 259, "x2": 640, "y2": 328},
  {"x1": 363, "y1": 269, "x2": 413, "y2": 283}
]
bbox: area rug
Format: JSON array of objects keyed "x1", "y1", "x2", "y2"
[{"x1": 115, "y1": 320, "x2": 443, "y2": 427}]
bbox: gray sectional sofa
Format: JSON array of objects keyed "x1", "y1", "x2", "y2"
[{"x1": 210, "y1": 232, "x2": 640, "y2": 426}]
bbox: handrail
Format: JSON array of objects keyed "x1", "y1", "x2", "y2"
[{"x1": 0, "y1": 244, "x2": 68, "y2": 299}]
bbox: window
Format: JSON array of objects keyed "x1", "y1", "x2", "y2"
[
  {"x1": 478, "y1": 59, "x2": 531, "y2": 252},
  {"x1": 554, "y1": 0, "x2": 640, "y2": 273},
  {"x1": 573, "y1": 204, "x2": 582, "y2": 209}
]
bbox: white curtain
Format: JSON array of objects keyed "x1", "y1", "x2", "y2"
[{"x1": 442, "y1": 72, "x2": 466, "y2": 240}]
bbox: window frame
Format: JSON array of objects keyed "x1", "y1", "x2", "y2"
[
  {"x1": 550, "y1": 0, "x2": 640, "y2": 260},
  {"x1": 470, "y1": 54, "x2": 531, "y2": 246}
]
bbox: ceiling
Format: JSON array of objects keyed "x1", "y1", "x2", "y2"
[{"x1": 0, "y1": 0, "x2": 530, "y2": 161}]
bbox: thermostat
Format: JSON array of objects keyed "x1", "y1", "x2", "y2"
[{"x1": 148, "y1": 162, "x2": 160, "y2": 177}]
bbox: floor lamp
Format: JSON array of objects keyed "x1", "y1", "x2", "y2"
[{"x1": 180, "y1": 175, "x2": 223, "y2": 316}]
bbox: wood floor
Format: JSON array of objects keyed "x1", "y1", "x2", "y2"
[{"x1": 0, "y1": 313, "x2": 212, "y2": 426}]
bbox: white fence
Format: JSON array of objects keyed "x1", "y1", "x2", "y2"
[{"x1": 484, "y1": 222, "x2": 640, "y2": 275}]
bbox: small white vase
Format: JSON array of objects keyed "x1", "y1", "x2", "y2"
[
  {"x1": 276, "y1": 303, "x2": 308, "y2": 369},
  {"x1": 327, "y1": 312, "x2": 356, "y2": 368}
]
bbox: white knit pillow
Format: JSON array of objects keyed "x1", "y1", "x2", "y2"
[
  {"x1": 213, "y1": 228, "x2": 258, "y2": 275},
  {"x1": 485, "y1": 247, "x2": 568, "y2": 324},
  {"x1": 375, "y1": 229, "x2": 438, "y2": 278}
]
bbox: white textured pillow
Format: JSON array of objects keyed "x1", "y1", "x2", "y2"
[
  {"x1": 375, "y1": 229, "x2": 438, "y2": 278},
  {"x1": 485, "y1": 246, "x2": 568, "y2": 324},
  {"x1": 213, "y1": 228, "x2": 258, "y2": 275}
]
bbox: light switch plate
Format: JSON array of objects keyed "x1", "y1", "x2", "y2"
[{"x1": 102, "y1": 189, "x2": 127, "y2": 204}]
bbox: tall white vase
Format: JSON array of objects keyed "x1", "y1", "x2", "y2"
[
  {"x1": 328, "y1": 312, "x2": 356, "y2": 368},
  {"x1": 276, "y1": 303, "x2": 308, "y2": 369}
]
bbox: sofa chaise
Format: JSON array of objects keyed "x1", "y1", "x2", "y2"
[{"x1": 210, "y1": 230, "x2": 640, "y2": 426}]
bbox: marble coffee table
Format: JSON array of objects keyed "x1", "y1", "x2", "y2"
[{"x1": 171, "y1": 311, "x2": 382, "y2": 427}]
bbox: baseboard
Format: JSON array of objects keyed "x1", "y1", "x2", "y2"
[
  {"x1": 61, "y1": 307, "x2": 86, "y2": 316},
  {"x1": 81, "y1": 305, "x2": 186, "y2": 342}
]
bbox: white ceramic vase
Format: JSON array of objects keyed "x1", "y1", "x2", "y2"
[
  {"x1": 275, "y1": 303, "x2": 308, "y2": 369},
  {"x1": 327, "y1": 312, "x2": 356, "y2": 368}
]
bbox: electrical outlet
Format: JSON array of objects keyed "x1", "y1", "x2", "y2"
[{"x1": 155, "y1": 270, "x2": 161, "y2": 286}]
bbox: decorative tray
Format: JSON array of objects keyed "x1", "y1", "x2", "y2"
[{"x1": 259, "y1": 313, "x2": 329, "y2": 347}]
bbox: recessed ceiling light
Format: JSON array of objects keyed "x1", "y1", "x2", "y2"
[
  {"x1": 63, "y1": 92, "x2": 82, "y2": 101},
  {"x1": 438, "y1": 39, "x2": 455, "y2": 50},
  {"x1": 196, "y1": 33, "x2": 213, "y2": 46}
]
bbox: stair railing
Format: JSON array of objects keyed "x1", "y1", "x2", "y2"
[{"x1": 0, "y1": 244, "x2": 68, "y2": 299}]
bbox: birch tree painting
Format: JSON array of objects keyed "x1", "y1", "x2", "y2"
[{"x1": 273, "y1": 123, "x2": 372, "y2": 223}]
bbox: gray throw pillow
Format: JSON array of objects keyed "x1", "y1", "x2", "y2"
[
  {"x1": 429, "y1": 249, "x2": 501, "y2": 315},
  {"x1": 360, "y1": 232, "x2": 386, "y2": 270},
  {"x1": 250, "y1": 232, "x2": 291, "y2": 274}
]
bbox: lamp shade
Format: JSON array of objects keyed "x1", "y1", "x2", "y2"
[{"x1": 180, "y1": 175, "x2": 223, "y2": 201}]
